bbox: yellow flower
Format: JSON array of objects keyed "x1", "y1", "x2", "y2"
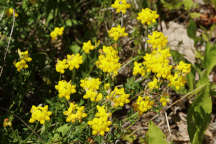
[
  {"x1": 56, "y1": 59, "x2": 68, "y2": 74},
  {"x1": 107, "y1": 87, "x2": 130, "y2": 107},
  {"x1": 29, "y1": 105, "x2": 52, "y2": 124},
  {"x1": 147, "y1": 31, "x2": 168, "y2": 50},
  {"x1": 96, "y1": 46, "x2": 121, "y2": 76},
  {"x1": 147, "y1": 77, "x2": 159, "y2": 90},
  {"x1": 18, "y1": 49, "x2": 32, "y2": 62},
  {"x1": 143, "y1": 48, "x2": 172, "y2": 78},
  {"x1": 6, "y1": 8, "x2": 18, "y2": 17},
  {"x1": 167, "y1": 73, "x2": 186, "y2": 90},
  {"x1": 176, "y1": 61, "x2": 191, "y2": 75},
  {"x1": 50, "y1": 27, "x2": 64, "y2": 40},
  {"x1": 64, "y1": 103, "x2": 87, "y2": 123},
  {"x1": 80, "y1": 77, "x2": 101, "y2": 91},
  {"x1": 137, "y1": 8, "x2": 159, "y2": 25},
  {"x1": 66, "y1": 53, "x2": 83, "y2": 71},
  {"x1": 55, "y1": 80, "x2": 76, "y2": 100},
  {"x1": 108, "y1": 25, "x2": 128, "y2": 41},
  {"x1": 133, "y1": 61, "x2": 145, "y2": 77},
  {"x1": 88, "y1": 105, "x2": 112, "y2": 136},
  {"x1": 111, "y1": 0, "x2": 131, "y2": 14},
  {"x1": 160, "y1": 94, "x2": 170, "y2": 107},
  {"x1": 82, "y1": 40, "x2": 96, "y2": 54},
  {"x1": 80, "y1": 77, "x2": 102, "y2": 102},
  {"x1": 104, "y1": 83, "x2": 111, "y2": 90},
  {"x1": 15, "y1": 59, "x2": 28, "y2": 72},
  {"x1": 133, "y1": 96, "x2": 154, "y2": 115}
]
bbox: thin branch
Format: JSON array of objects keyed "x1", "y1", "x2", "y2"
[
  {"x1": 165, "y1": 111, "x2": 171, "y2": 137},
  {"x1": 0, "y1": 8, "x2": 15, "y2": 78}
]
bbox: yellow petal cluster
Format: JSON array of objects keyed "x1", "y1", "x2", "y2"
[
  {"x1": 133, "y1": 61, "x2": 145, "y2": 77},
  {"x1": 56, "y1": 59, "x2": 68, "y2": 74},
  {"x1": 137, "y1": 8, "x2": 159, "y2": 25},
  {"x1": 108, "y1": 25, "x2": 128, "y2": 41},
  {"x1": 107, "y1": 87, "x2": 130, "y2": 107},
  {"x1": 80, "y1": 77, "x2": 102, "y2": 102},
  {"x1": 29, "y1": 105, "x2": 52, "y2": 124},
  {"x1": 168, "y1": 61, "x2": 191, "y2": 90},
  {"x1": 160, "y1": 94, "x2": 170, "y2": 107},
  {"x1": 96, "y1": 46, "x2": 121, "y2": 76},
  {"x1": 133, "y1": 96, "x2": 154, "y2": 115},
  {"x1": 147, "y1": 77, "x2": 159, "y2": 90},
  {"x1": 50, "y1": 27, "x2": 64, "y2": 40},
  {"x1": 14, "y1": 50, "x2": 32, "y2": 72},
  {"x1": 111, "y1": 0, "x2": 131, "y2": 14},
  {"x1": 67, "y1": 53, "x2": 83, "y2": 71},
  {"x1": 143, "y1": 48, "x2": 172, "y2": 78},
  {"x1": 148, "y1": 31, "x2": 168, "y2": 50},
  {"x1": 88, "y1": 105, "x2": 112, "y2": 136},
  {"x1": 63, "y1": 103, "x2": 87, "y2": 123},
  {"x1": 6, "y1": 8, "x2": 18, "y2": 17},
  {"x1": 55, "y1": 80, "x2": 76, "y2": 100},
  {"x1": 82, "y1": 40, "x2": 96, "y2": 54}
]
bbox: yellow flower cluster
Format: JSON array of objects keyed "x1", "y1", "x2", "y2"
[
  {"x1": 168, "y1": 61, "x2": 191, "y2": 90},
  {"x1": 14, "y1": 49, "x2": 32, "y2": 72},
  {"x1": 88, "y1": 105, "x2": 112, "y2": 136},
  {"x1": 160, "y1": 94, "x2": 170, "y2": 107},
  {"x1": 96, "y1": 46, "x2": 121, "y2": 76},
  {"x1": 133, "y1": 96, "x2": 154, "y2": 115},
  {"x1": 143, "y1": 48, "x2": 172, "y2": 78},
  {"x1": 50, "y1": 27, "x2": 64, "y2": 40},
  {"x1": 80, "y1": 78, "x2": 102, "y2": 102},
  {"x1": 29, "y1": 105, "x2": 52, "y2": 124},
  {"x1": 137, "y1": 8, "x2": 159, "y2": 25},
  {"x1": 55, "y1": 80, "x2": 76, "y2": 100},
  {"x1": 56, "y1": 59, "x2": 68, "y2": 74},
  {"x1": 111, "y1": 0, "x2": 131, "y2": 14},
  {"x1": 55, "y1": 53, "x2": 83, "y2": 73},
  {"x1": 82, "y1": 40, "x2": 96, "y2": 54},
  {"x1": 108, "y1": 25, "x2": 128, "y2": 41},
  {"x1": 107, "y1": 87, "x2": 130, "y2": 107},
  {"x1": 148, "y1": 31, "x2": 168, "y2": 50},
  {"x1": 63, "y1": 103, "x2": 87, "y2": 123},
  {"x1": 6, "y1": 8, "x2": 18, "y2": 17},
  {"x1": 133, "y1": 30, "x2": 191, "y2": 91},
  {"x1": 133, "y1": 61, "x2": 145, "y2": 77},
  {"x1": 148, "y1": 77, "x2": 159, "y2": 90},
  {"x1": 67, "y1": 53, "x2": 83, "y2": 71}
]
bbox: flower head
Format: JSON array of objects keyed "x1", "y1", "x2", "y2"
[
  {"x1": 50, "y1": 27, "x2": 64, "y2": 40},
  {"x1": 96, "y1": 46, "x2": 121, "y2": 76},
  {"x1": 108, "y1": 25, "x2": 128, "y2": 41},
  {"x1": 56, "y1": 59, "x2": 68, "y2": 74},
  {"x1": 137, "y1": 8, "x2": 159, "y2": 25},
  {"x1": 64, "y1": 103, "x2": 87, "y2": 123},
  {"x1": 29, "y1": 105, "x2": 52, "y2": 124},
  {"x1": 66, "y1": 53, "x2": 83, "y2": 71},
  {"x1": 148, "y1": 31, "x2": 168, "y2": 50},
  {"x1": 82, "y1": 40, "x2": 96, "y2": 54},
  {"x1": 88, "y1": 105, "x2": 112, "y2": 136},
  {"x1": 111, "y1": 0, "x2": 131, "y2": 14},
  {"x1": 6, "y1": 8, "x2": 18, "y2": 17},
  {"x1": 55, "y1": 80, "x2": 76, "y2": 100},
  {"x1": 107, "y1": 87, "x2": 130, "y2": 107},
  {"x1": 133, "y1": 96, "x2": 154, "y2": 115}
]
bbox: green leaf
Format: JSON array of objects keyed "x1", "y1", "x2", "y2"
[
  {"x1": 187, "y1": 71, "x2": 212, "y2": 144},
  {"x1": 57, "y1": 124, "x2": 71, "y2": 137},
  {"x1": 69, "y1": 43, "x2": 80, "y2": 54},
  {"x1": 187, "y1": 19, "x2": 197, "y2": 39},
  {"x1": 146, "y1": 121, "x2": 168, "y2": 144},
  {"x1": 66, "y1": 19, "x2": 72, "y2": 27},
  {"x1": 204, "y1": 43, "x2": 216, "y2": 74},
  {"x1": 190, "y1": 12, "x2": 201, "y2": 19},
  {"x1": 183, "y1": 0, "x2": 196, "y2": 10}
]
